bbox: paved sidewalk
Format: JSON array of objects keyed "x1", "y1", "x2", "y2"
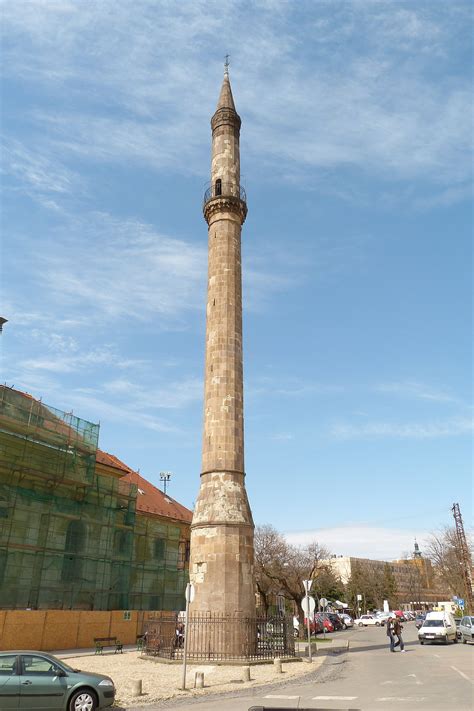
[{"x1": 54, "y1": 640, "x2": 349, "y2": 708}]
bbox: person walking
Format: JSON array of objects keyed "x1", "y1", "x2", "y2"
[
  {"x1": 393, "y1": 616, "x2": 405, "y2": 652},
  {"x1": 386, "y1": 615, "x2": 396, "y2": 652}
]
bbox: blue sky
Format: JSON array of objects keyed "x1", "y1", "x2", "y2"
[{"x1": 1, "y1": 0, "x2": 472, "y2": 559}]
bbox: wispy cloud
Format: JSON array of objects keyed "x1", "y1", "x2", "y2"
[
  {"x1": 330, "y1": 417, "x2": 473, "y2": 440},
  {"x1": 1, "y1": 2, "x2": 471, "y2": 204},
  {"x1": 285, "y1": 524, "x2": 427, "y2": 561},
  {"x1": 376, "y1": 380, "x2": 459, "y2": 404}
]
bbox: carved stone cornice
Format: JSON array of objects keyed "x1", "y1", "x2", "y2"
[
  {"x1": 203, "y1": 195, "x2": 247, "y2": 225},
  {"x1": 211, "y1": 108, "x2": 241, "y2": 133}
]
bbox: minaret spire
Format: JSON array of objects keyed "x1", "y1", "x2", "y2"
[{"x1": 188, "y1": 66, "x2": 255, "y2": 658}]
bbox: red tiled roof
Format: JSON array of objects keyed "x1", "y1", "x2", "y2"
[
  {"x1": 98, "y1": 450, "x2": 193, "y2": 524},
  {"x1": 1, "y1": 386, "x2": 193, "y2": 525},
  {"x1": 96, "y1": 449, "x2": 131, "y2": 473}
]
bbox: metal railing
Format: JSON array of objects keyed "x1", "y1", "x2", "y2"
[
  {"x1": 203, "y1": 182, "x2": 247, "y2": 206},
  {"x1": 143, "y1": 611, "x2": 295, "y2": 661}
]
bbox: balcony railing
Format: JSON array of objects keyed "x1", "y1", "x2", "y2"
[{"x1": 203, "y1": 182, "x2": 247, "y2": 206}]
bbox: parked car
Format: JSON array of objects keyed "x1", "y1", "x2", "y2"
[
  {"x1": 315, "y1": 613, "x2": 334, "y2": 633},
  {"x1": 459, "y1": 615, "x2": 474, "y2": 644},
  {"x1": 404, "y1": 611, "x2": 416, "y2": 621},
  {"x1": 418, "y1": 611, "x2": 457, "y2": 645},
  {"x1": 354, "y1": 614, "x2": 381, "y2": 627},
  {"x1": 0, "y1": 651, "x2": 115, "y2": 710},
  {"x1": 327, "y1": 613, "x2": 344, "y2": 631},
  {"x1": 375, "y1": 612, "x2": 393, "y2": 625},
  {"x1": 455, "y1": 617, "x2": 462, "y2": 639},
  {"x1": 303, "y1": 616, "x2": 324, "y2": 635},
  {"x1": 338, "y1": 613, "x2": 354, "y2": 629},
  {"x1": 415, "y1": 613, "x2": 426, "y2": 629}
]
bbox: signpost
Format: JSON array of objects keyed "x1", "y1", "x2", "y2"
[
  {"x1": 180, "y1": 583, "x2": 194, "y2": 690},
  {"x1": 302, "y1": 580, "x2": 315, "y2": 662}
]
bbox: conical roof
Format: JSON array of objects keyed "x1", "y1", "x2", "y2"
[{"x1": 216, "y1": 72, "x2": 236, "y2": 111}]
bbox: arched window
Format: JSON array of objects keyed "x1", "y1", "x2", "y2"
[{"x1": 215, "y1": 178, "x2": 222, "y2": 196}]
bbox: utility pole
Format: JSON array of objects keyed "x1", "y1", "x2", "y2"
[{"x1": 452, "y1": 503, "x2": 473, "y2": 613}]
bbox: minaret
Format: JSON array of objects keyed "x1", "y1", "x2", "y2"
[{"x1": 189, "y1": 64, "x2": 255, "y2": 650}]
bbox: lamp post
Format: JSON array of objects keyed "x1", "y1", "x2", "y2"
[{"x1": 160, "y1": 471, "x2": 172, "y2": 495}]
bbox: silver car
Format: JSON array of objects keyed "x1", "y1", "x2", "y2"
[{"x1": 459, "y1": 615, "x2": 474, "y2": 644}]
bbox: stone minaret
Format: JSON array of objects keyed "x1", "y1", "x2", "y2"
[{"x1": 189, "y1": 67, "x2": 255, "y2": 646}]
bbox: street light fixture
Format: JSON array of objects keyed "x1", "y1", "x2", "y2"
[{"x1": 160, "y1": 471, "x2": 172, "y2": 495}]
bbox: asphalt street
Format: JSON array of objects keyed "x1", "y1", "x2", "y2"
[{"x1": 128, "y1": 623, "x2": 473, "y2": 711}]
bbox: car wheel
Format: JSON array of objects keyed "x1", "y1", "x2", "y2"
[
  {"x1": 69, "y1": 689, "x2": 98, "y2": 711},
  {"x1": 419, "y1": 640, "x2": 424, "y2": 645},
  {"x1": 375, "y1": 622, "x2": 380, "y2": 626},
  {"x1": 358, "y1": 622, "x2": 363, "y2": 627},
  {"x1": 453, "y1": 635, "x2": 458, "y2": 644},
  {"x1": 462, "y1": 636, "x2": 467, "y2": 644},
  {"x1": 342, "y1": 623, "x2": 347, "y2": 630},
  {"x1": 443, "y1": 637, "x2": 448, "y2": 645}
]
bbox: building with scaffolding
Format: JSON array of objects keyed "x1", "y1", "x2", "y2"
[{"x1": 0, "y1": 385, "x2": 192, "y2": 612}]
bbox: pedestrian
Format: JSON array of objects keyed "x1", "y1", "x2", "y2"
[
  {"x1": 393, "y1": 616, "x2": 405, "y2": 652},
  {"x1": 386, "y1": 615, "x2": 396, "y2": 652}
]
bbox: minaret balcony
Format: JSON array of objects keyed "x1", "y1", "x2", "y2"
[{"x1": 203, "y1": 181, "x2": 247, "y2": 224}]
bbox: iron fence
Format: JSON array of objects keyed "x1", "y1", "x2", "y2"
[
  {"x1": 143, "y1": 610, "x2": 295, "y2": 661},
  {"x1": 203, "y1": 182, "x2": 247, "y2": 205}
]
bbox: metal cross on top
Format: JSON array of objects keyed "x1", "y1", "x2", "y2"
[{"x1": 224, "y1": 54, "x2": 230, "y2": 74}]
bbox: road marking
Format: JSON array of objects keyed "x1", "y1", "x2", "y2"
[
  {"x1": 407, "y1": 673, "x2": 423, "y2": 685},
  {"x1": 381, "y1": 680, "x2": 394, "y2": 685},
  {"x1": 264, "y1": 695, "x2": 300, "y2": 699},
  {"x1": 377, "y1": 697, "x2": 426, "y2": 702},
  {"x1": 450, "y1": 665, "x2": 473, "y2": 683},
  {"x1": 313, "y1": 696, "x2": 358, "y2": 700}
]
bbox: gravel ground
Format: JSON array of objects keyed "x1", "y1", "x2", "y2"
[{"x1": 61, "y1": 651, "x2": 324, "y2": 707}]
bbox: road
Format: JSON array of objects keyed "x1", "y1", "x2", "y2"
[{"x1": 128, "y1": 623, "x2": 473, "y2": 711}]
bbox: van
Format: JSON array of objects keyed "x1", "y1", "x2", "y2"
[{"x1": 418, "y1": 611, "x2": 457, "y2": 645}]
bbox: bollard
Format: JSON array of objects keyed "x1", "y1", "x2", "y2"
[
  {"x1": 130, "y1": 679, "x2": 142, "y2": 697},
  {"x1": 194, "y1": 671, "x2": 205, "y2": 689},
  {"x1": 242, "y1": 666, "x2": 251, "y2": 682},
  {"x1": 273, "y1": 657, "x2": 282, "y2": 674}
]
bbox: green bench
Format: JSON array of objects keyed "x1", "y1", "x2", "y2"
[{"x1": 94, "y1": 636, "x2": 123, "y2": 654}]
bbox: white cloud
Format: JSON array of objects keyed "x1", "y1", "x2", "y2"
[
  {"x1": 376, "y1": 380, "x2": 459, "y2": 404},
  {"x1": 330, "y1": 417, "x2": 473, "y2": 440},
  {"x1": 1, "y1": 2, "x2": 471, "y2": 203},
  {"x1": 285, "y1": 525, "x2": 428, "y2": 561}
]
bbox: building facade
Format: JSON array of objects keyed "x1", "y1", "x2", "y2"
[{"x1": 0, "y1": 385, "x2": 191, "y2": 611}]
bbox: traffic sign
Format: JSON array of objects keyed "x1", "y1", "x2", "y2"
[
  {"x1": 185, "y1": 583, "x2": 195, "y2": 603},
  {"x1": 320, "y1": 597, "x2": 328, "y2": 609},
  {"x1": 301, "y1": 595, "x2": 316, "y2": 617},
  {"x1": 303, "y1": 579, "x2": 313, "y2": 594},
  {"x1": 458, "y1": 598, "x2": 465, "y2": 609}
]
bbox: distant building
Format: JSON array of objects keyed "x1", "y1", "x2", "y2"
[
  {"x1": 0, "y1": 385, "x2": 192, "y2": 611},
  {"x1": 324, "y1": 544, "x2": 452, "y2": 609}
]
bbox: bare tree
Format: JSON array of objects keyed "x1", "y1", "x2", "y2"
[
  {"x1": 425, "y1": 527, "x2": 469, "y2": 597},
  {"x1": 254, "y1": 525, "x2": 336, "y2": 620}
]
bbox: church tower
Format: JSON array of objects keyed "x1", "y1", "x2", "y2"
[{"x1": 189, "y1": 65, "x2": 256, "y2": 644}]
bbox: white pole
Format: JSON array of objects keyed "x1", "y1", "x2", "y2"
[{"x1": 305, "y1": 599, "x2": 312, "y2": 663}]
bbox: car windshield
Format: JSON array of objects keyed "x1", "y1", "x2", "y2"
[{"x1": 423, "y1": 620, "x2": 444, "y2": 627}]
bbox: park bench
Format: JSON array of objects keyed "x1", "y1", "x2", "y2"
[{"x1": 94, "y1": 636, "x2": 123, "y2": 654}]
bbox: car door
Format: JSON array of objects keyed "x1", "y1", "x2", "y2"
[
  {"x1": 0, "y1": 654, "x2": 20, "y2": 710},
  {"x1": 19, "y1": 655, "x2": 66, "y2": 710}
]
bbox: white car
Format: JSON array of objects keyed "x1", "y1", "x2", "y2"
[
  {"x1": 338, "y1": 613, "x2": 354, "y2": 629},
  {"x1": 354, "y1": 614, "x2": 381, "y2": 627},
  {"x1": 418, "y1": 611, "x2": 457, "y2": 644}
]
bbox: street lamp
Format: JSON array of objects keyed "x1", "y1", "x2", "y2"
[{"x1": 159, "y1": 471, "x2": 172, "y2": 495}]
